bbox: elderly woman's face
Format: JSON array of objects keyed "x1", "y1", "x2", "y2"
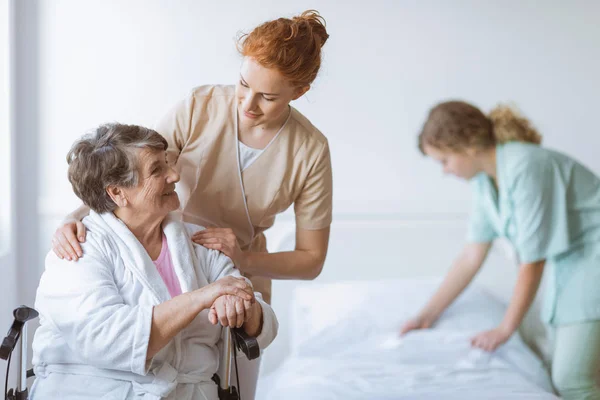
[{"x1": 121, "y1": 149, "x2": 180, "y2": 216}]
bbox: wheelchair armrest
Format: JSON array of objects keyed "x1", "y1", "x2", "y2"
[{"x1": 231, "y1": 328, "x2": 260, "y2": 360}]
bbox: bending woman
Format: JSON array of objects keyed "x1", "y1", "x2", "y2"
[{"x1": 402, "y1": 101, "x2": 600, "y2": 400}]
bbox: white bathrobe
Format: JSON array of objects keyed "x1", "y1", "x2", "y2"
[{"x1": 30, "y1": 210, "x2": 278, "y2": 400}]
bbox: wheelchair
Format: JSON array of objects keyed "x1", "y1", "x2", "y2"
[{"x1": 1, "y1": 306, "x2": 260, "y2": 400}]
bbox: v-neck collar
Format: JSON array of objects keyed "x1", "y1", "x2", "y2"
[{"x1": 236, "y1": 106, "x2": 291, "y2": 172}]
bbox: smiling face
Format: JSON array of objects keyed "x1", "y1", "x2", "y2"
[
  {"x1": 235, "y1": 57, "x2": 308, "y2": 128},
  {"x1": 423, "y1": 144, "x2": 481, "y2": 180},
  {"x1": 113, "y1": 148, "x2": 181, "y2": 218}
]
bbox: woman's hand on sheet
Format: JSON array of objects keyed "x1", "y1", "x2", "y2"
[
  {"x1": 470, "y1": 326, "x2": 512, "y2": 352},
  {"x1": 192, "y1": 228, "x2": 247, "y2": 270},
  {"x1": 208, "y1": 294, "x2": 254, "y2": 328},
  {"x1": 198, "y1": 276, "x2": 255, "y2": 311},
  {"x1": 399, "y1": 314, "x2": 434, "y2": 335},
  {"x1": 52, "y1": 218, "x2": 87, "y2": 261}
]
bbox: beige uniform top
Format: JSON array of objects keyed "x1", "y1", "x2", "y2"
[{"x1": 155, "y1": 85, "x2": 333, "y2": 303}]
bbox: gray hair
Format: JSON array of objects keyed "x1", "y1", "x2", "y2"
[{"x1": 67, "y1": 123, "x2": 168, "y2": 213}]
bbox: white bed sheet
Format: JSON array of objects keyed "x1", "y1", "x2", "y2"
[{"x1": 257, "y1": 279, "x2": 558, "y2": 400}]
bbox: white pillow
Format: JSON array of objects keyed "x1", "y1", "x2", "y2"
[{"x1": 290, "y1": 278, "x2": 508, "y2": 356}]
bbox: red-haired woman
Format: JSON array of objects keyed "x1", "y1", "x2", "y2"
[{"x1": 52, "y1": 10, "x2": 332, "y2": 399}]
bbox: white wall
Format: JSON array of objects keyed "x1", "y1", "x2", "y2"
[
  {"x1": 0, "y1": 0, "x2": 8, "y2": 242},
  {"x1": 7, "y1": 0, "x2": 600, "y2": 382},
  {"x1": 0, "y1": 0, "x2": 9, "y2": 381},
  {"x1": 0, "y1": 0, "x2": 16, "y2": 386},
  {"x1": 36, "y1": 0, "x2": 600, "y2": 219},
  {"x1": 0, "y1": 3, "x2": 10, "y2": 250}
]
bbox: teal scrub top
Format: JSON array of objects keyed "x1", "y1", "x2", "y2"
[{"x1": 468, "y1": 141, "x2": 600, "y2": 325}]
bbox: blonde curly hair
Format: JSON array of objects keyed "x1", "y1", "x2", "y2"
[{"x1": 418, "y1": 101, "x2": 542, "y2": 154}]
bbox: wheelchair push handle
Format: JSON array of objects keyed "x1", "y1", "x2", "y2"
[
  {"x1": 231, "y1": 328, "x2": 259, "y2": 361},
  {"x1": 1, "y1": 306, "x2": 38, "y2": 361},
  {"x1": 13, "y1": 308, "x2": 38, "y2": 325},
  {"x1": 2, "y1": 306, "x2": 38, "y2": 400}
]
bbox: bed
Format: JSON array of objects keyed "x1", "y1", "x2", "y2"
[
  {"x1": 257, "y1": 279, "x2": 557, "y2": 399},
  {"x1": 256, "y1": 214, "x2": 557, "y2": 399}
]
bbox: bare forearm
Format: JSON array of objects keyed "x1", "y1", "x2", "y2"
[
  {"x1": 420, "y1": 243, "x2": 490, "y2": 320},
  {"x1": 147, "y1": 291, "x2": 205, "y2": 359},
  {"x1": 421, "y1": 257, "x2": 480, "y2": 319},
  {"x1": 243, "y1": 250, "x2": 324, "y2": 280},
  {"x1": 500, "y1": 261, "x2": 545, "y2": 333}
]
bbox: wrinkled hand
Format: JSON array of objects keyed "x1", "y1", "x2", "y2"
[
  {"x1": 198, "y1": 276, "x2": 255, "y2": 311},
  {"x1": 52, "y1": 218, "x2": 87, "y2": 261},
  {"x1": 470, "y1": 326, "x2": 512, "y2": 352},
  {"x1": 192, "y1": 228, "x2": 246, "y2": 269},
  {"x1": 399, "y1": 314, "x2": 435, "y2": 335},
  {"x1": 208, "y1": 294, "x2": 254, "y2": 328}
]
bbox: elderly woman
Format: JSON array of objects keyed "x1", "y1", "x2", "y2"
[{"x1": 30, "y1": 123, "x2": 278, "y2": 400}]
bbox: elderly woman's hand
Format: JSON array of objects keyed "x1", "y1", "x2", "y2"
[
  {"x1": 208, "y1": 293, "x2": 263, "y2": 336},
  {"x1": 52, "y1": 217, "x2": 87, "y2": 261},
  {"x1": 208, "y1": 295, "x2": 254, "y2": 328},
  {"x1": 197, "y1": 276, "x2": 255, "y2": 311},
  {"x1": 192, "y1": 228, "x2": 247, "y2": 270}
]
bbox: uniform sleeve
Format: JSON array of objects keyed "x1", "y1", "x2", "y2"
[
  {"x1": 466, "y1": 177, "x2": 498, "y2": 243},
  {"x1": 35, "y1": 243, "x2": 154, "y2": 376},
  {"x1": 294, "y1": 141, "x2": 333, "y2": 230},
  {"x1": 510, "y1": 161, "x2": 570, "y2": 264},
  {"x1": 154, "y1": 91, "x2": 197, "y2": 166}
]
